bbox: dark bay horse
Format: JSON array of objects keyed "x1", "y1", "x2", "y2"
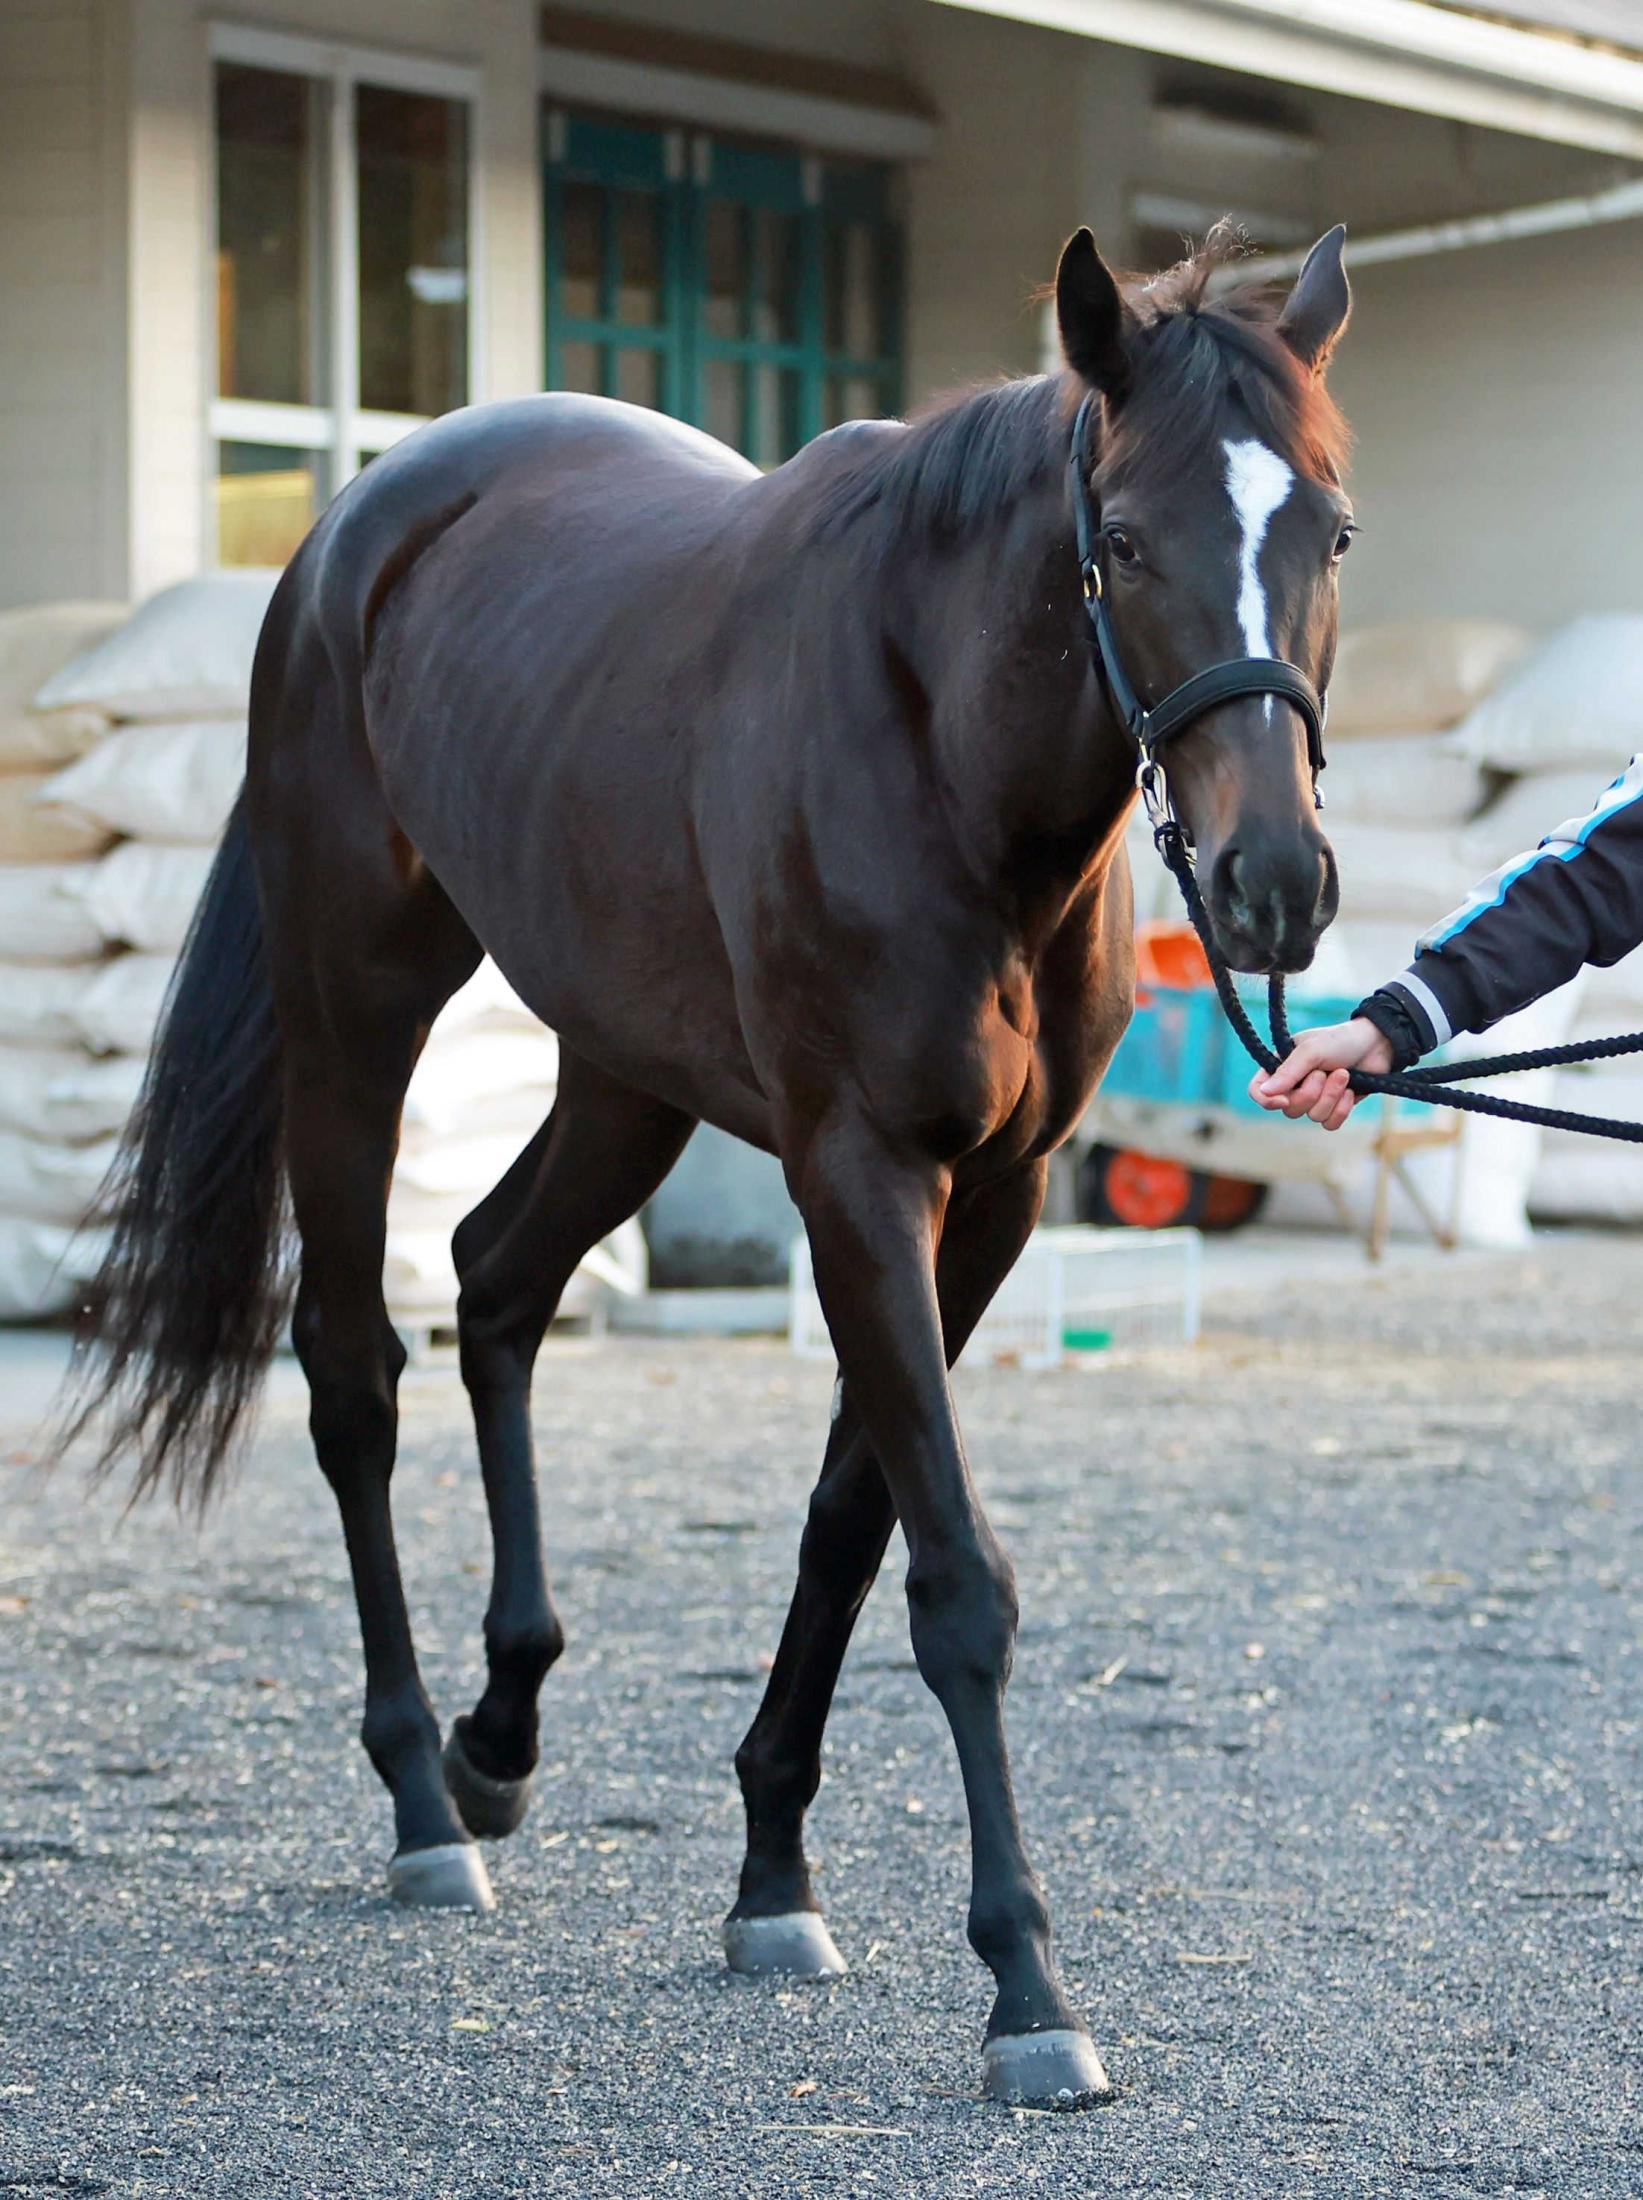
[{"x1": 67, "y1": 223, "x2": 1354, "y2": 2106}]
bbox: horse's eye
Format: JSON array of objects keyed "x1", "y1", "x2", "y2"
[
  {"x1": 1332, "y1": 524, "x2": 1358, "y2": 562},
  {"x1": 1104, "y1": 526, "x2": 1139, "y2": 568}
]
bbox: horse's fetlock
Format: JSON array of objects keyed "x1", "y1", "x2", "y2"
[
  {"x1": 360, "y1": 1687, "x2": 438, "y2": 1774},
  {"x1": 968, "y1": 1879, "x2": 1052, "y2": 1971},
  {"x1": 736, "y1": 1731, "x2": 816, "y2": 1818},
  {"x1": 487, "y1": 1612, "x2": 565, "y2": 1684}
]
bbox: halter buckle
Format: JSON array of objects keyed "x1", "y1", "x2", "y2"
[{"x1": 1135, "y1": 754, "x2": 1171, "y2": 832}]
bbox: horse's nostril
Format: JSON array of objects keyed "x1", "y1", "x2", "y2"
[
  {"x1": 1216, "y1": 847, "x2": 1253, "y2": 927},
  {"x1": 1313, "y1": 848, "x2": 1337, "y2": 926}
]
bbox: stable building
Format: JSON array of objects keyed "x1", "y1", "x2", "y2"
[{"x1": 4, "y1": 0, "x2": 1643, "y2": 630}]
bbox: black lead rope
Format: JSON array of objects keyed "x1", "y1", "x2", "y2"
[{"x1": 1154, "y1": 820, "x2": 1643, "y2": 1145}]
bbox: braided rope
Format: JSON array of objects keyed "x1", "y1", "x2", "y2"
[{"x1": 1154, "y1": 824, "x2": 1643, "y2": 1145}]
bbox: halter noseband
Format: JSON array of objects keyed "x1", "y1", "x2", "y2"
[{"x1": 1069, "y1": 392, "x2": 1327, "y2": 850}]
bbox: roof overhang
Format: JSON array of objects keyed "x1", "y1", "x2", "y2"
[{"x1": 931, "y1": 0, "x2": 1643, "y2": 158}]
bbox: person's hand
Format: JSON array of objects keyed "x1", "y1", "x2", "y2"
[{"x1": 1248, "y1": 1016, "x2": 1395, "y2": 1131}]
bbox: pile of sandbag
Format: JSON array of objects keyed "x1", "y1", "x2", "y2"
[
  {"x1": 0, "y1": 600, "x2": 135, "y2": 1318},
  {"x1": 1264, "y1": 615, "x2": 1576, "y2": 1249},
  {"x1": 1434, "y1": 615, "x2": 1643, "y2": 1227},
  {"x1": 1261, "y1": 612, "x2": 1643, "y2": 1243},
  {"x1": 0, "y1": 579, "x2": 641, "y2": 1326}
]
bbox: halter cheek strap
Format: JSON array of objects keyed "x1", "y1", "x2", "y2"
[{"x1": 1068, "y1": 393, "x2": 1328, "y2": 846}]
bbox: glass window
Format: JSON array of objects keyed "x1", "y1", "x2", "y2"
[
  {"x1": 215, "y1": 441, "x2": 325, "y2": 568},
  {"x1": 211, "y1": 48, "x2": 475, "y2": 567},
  {"x1": 749, "y1": 208, "x2": 801, "y2": 347},
  {"x1": 615, "y1": 191, "x2": 664, "y2": 327},
  {"x1": 615, "y1": 349, "x2": 661, "y2": 408},
  {"x1": 825, "y1": 223, "x2": 882, "y2": 361},
  {"x1": 215, "y1": 63, "x2": 325, "y2": 406},
  {"x1": 703, "y1": 200, "x2": 743, "y2": 342},
  {"x1": 559, "y1": 180, "x2": 604, "y2": 320},
  {"x1": 559, "y1": 338, "x2": 603, "y2": 396},
  {"x1": 356, "y1": 84, "x2": 470, "y2": 418}
]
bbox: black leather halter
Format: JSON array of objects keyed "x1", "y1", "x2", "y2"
[{"x1": 1069, "y1": 393, "x2": 1327, "y2": 846}]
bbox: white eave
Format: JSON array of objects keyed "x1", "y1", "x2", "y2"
[{"x1": 931, "y1": 0, "x2": 1643, "y2": 158}]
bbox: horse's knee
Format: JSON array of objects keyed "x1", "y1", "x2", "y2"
[
  {"x1": 906, "y1": 1540, "x2": 1018, "y2": 1699},
  {"x1": 797, "y1": 1469, "x2": 882, "y2": 1601}
]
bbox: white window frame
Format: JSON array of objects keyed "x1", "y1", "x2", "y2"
[{"x1": 207, "y1": 22, "x2": 483, "y2": 555}]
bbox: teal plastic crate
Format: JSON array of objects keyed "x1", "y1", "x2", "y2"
[{"x1": 1105, "y1": 982, "x2": 1386, "y2": 1125}]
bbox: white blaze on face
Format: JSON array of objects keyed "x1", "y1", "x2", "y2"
[{"x1": 1222, "y1": 438, "x2": 1296, "y2": 719}]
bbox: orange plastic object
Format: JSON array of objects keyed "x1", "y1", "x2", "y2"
[
  {"x1": 1135, "y1": 921, "x2": 1213, "y2": 991},
  {"x1": 1104, "y1": 1150, "x2": 1195, "y2": 1228}
]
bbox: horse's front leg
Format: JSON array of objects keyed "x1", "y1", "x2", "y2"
[
  {"x1": 725, "y1": 1395, "x2": 890, "y2": 1978},
  {"x1": 795, "y1": 1122, "x2": 1110, "y2": 2107},
  {"x1": 729, "y1": 1163, "x2": 1054, "y2": 1981}
]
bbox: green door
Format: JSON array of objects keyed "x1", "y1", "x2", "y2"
[{"x1": 544, "y1": 110, "x2": 902, "y2": 467}]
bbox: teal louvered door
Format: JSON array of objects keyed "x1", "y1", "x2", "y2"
[{"x1": 544, "y1": 110, "x2": 902, "y2": 466}]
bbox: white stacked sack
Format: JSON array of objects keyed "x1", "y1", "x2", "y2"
[
  {"x1": 0, "y1": 602, "x2": 134, "y2": 1317},
  {"x1": 1430, "y1": 615, "x2": 1643, "y2": 1226},
  {"x1": 1264, "y1": 616, "x2": 1579, "y2": 1249},
  {"x1": 1, "y1": 577, "x2": 640, "y2": 1326}
]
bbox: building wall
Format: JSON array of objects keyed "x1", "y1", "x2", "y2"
[
  {"x1": 8, "y1": 0, "x2": 1643, "y2": 631},
  {"x1": 1331, "y1": 218, "x2": 1643, "y2": 629},
  {"x1": 124, "y1": 0, "x2": 544, "y2": 600},
  {"x1": 0, "y1": 0, "x2": 129, "y2": 607},
  {"x1": 898, "y1": 12, "x2": 1149, "y2": 397}
]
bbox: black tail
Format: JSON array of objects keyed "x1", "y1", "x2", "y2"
[{"x1": 58, "y1": 795, "x2": 293, "y2": 1508}]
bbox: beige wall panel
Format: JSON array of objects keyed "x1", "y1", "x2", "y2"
[
  {"x1": 1, "y1": 145, "x2": 106, "y2": 218},
  {"x1": 898, "y1": 9, "x2": 1139, "y2": 399},
  {"x1": 0, "y1": 16, "x2": 97, "y2": 80},
  {"x1": 0, "y1": 0, "x2": 127, "y2": 610},
  {"x1": 555, "y1": 0, "x2": 900, "y2": 68},
  {"x1": 0, "y1": 212, "x2": 104, "y2": 286},
  {"x1": 1332, "y1": 221, "x2": 1643, "y2": 631}
]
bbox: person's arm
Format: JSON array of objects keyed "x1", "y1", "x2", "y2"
[
  {"x1": 1253, "y1": 755, "x2": 1643, "y2": 1130},
  {"x1": 1370, "y1": 753, "x2": 1643, "y2": 1055}
]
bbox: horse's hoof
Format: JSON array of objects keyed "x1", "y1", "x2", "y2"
[
  {"x1": 722, "y1": 1909, "x2": 848, "y2": 1979},
  {"x1": 386, "y1": 1840, "x2": 495, "y2": 1912},
  {"x1": 981, "y1": 2028, "x2": 1112, "y2": 2108},
  {"x1": 443, "y1": 1719, "x2": 534, "y2": 1840}
]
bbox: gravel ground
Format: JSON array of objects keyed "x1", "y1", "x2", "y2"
[{"x1": 2, "y1": 1235, "x2": 1642, "y2": 2198}]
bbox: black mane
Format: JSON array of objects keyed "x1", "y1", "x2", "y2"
[
  {"x1": 815, "y1": 371, "x2": 1071, "y2": 540},
  {"x1": 818, "y1": 229, "x2": 1349, "y2": 539}
]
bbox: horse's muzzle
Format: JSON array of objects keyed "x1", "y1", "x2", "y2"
[{"x1": 1207, "y1": 835, "x2": 1338, "y2": 975}]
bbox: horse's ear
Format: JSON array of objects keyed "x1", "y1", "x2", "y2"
[
  {"x1": 1056, "y1": 228, "x2": 1131, "y2": 400},
  {"x1": 1278, "y1": 224, "x2": 1351, "y2": 373}
]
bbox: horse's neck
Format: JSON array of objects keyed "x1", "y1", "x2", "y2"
[{"x1": 913, "y1": 508, "x2": 1135, "y2": 903}]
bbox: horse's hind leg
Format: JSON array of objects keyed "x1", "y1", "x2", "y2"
[
  {"x1": 441, "y1": 1047, "x2": 694, "y2": 1840},
  {"x1": 258, "y1": 712, "x2": 484, "y2": 1904},
  {"x1": 727, "y1": 1163, "x2": 1046, "y2": 1980}
]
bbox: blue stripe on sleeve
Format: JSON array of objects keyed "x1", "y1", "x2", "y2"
[{"x1": 1419, "y1": 755, "x2": 1643, "y2": 953}]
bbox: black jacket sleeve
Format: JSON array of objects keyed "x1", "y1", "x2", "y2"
[{"x1": 1358, "y1": 756, "x2": 1643, "y2": 1061}]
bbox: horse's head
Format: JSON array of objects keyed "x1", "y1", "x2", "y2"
[{"x1": 1058, "y1": 223, "x2": 1354, "y2": 974}]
